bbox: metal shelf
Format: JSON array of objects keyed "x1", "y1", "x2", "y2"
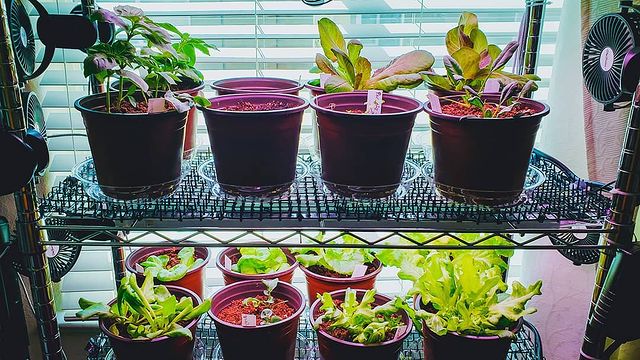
[{"x1": 86, "y1": 316, "x2": 543, "y2": 360}]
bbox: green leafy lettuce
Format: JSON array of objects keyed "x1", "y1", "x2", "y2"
[
  {"x1": 77, "y1": 272, "x2": 211, "y2": 339},
  {"x1": 140, "y1": 247, "x2": 204, "y2": 282},
  {"x1": 291, "y1": 234, "x2": 375, "y2": 276},
  {"x1": 231, "y1": 248, "x2": 290, "y2": 275},
  {"x1": 376, "y1": 233, "x2": 541, "y2": 338}
]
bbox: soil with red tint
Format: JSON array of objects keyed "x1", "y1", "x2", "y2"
[
  {"x1": 99, "y1": 100, "x2": 176, "y2": 114},
  {"x1": 441, "y1": 102, "x2": 537, "y2": 118},
  {"x1": 307, "y1": 263, "x2": 377, "y2": 278},
  {"x1": 219, "y1": 101, "x2": 293, "y2": 111},
  {"x1": 317, "y1": 299, "x2": 399, "y2": 343},
  {"x1": 140, "y1": 248, "x2": 195, "y2": 270},
  {"x1": 217, "y1": 295, "x2": 295, "y2": 326},
  {"x1": 345, "y1": 109, "x2": 364, "y2": 114}
]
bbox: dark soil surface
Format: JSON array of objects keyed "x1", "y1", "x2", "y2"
[
  {"x1": 306, "y1": 263, "x2": 377, "y2": 278},
  {"x1": 219, "y1": 101, "x2": 293, "y2": 111}
]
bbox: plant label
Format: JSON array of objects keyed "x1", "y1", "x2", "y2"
[
  {"x1": 365, "y1": 90, "x2": 383, "y2": 114},
  {"x1": 394, "y1": 325, "x2": 407, "y2": 339},
  {"x1": 135, "y1": 263, "x2": 144, "y2": 273},
  {"x1": 224, "y1": 255, "x2": 232, "y2": 270},
  {"x1": 320, "y1": 74, "x2": 331, "y2": 88},
  {"x1": 351, "y1": 264, "x2": 368, "y2": 278},
  {"x1": 148, "y1": 98, "x2": 166, "y2": 113},
  {"x1": 484, "y1": 79, "x2": 500, "y2": 93},
  {"x1": 241, "y1": 314, "x2": 257, "y2": 327},
  {"x1": 427, "y1": 93, "x2": 442, "y2": 113}
]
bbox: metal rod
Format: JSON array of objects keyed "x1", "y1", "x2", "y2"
[
  {"x1": 515, "y1": 0, "x2": 547, "y2": 76},
  {"x1": 0, "y1": 2, "x2": 63, "y2": 359}
]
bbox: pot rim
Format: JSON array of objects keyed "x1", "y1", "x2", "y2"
[
  {"x1": 99, "y1": 285, "x2": 202, "y2": 343},
  {"x1": 208, "y1": 279, "x2": 305, "y2": 330},
  {"x1": 215, "y1": 247, "x2": 299, "y2": 278},
  {"x1": 125, "y1": 246, "x2": 211, "y2": 278},
  {"x1": 304, "y1": 80, "x2": 324, "y2": 92},
  {"x1": 310, "y1": 289, "x2": 413, "y2": 347},
  {"x1": 197, "y1": 93, "x2": 309, "y2": 115},
  {"x1": 210, "y1": 77, "x2": 304, "y2": 94},
  {"x1": 310, "y1": 91, "x2": 423, "y2": 118},
  {"x1": 414, "y1": 294, "x2": 524, "y2": 340},
  {"x1": 74, "y1": 92, "x2": 193, "y2": 117},
  {"x1": 299, "y1": 258, "x2": 382, "y2": 283},
  {"x1": 424, "y1": 94, "x2": 550, "y2": 122}
]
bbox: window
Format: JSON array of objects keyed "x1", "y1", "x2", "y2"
[{"x1": 34, "y1": 0, "x2": 562, "y2": 317}]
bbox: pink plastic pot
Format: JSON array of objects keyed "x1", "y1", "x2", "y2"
[
  {"x1": 305, "y1": 80, "x2": 325, "y2": 97},
  {"x1": 125, "y1": 247, "x2": 211, "y2": 299},
  {"x1": 310, "y1": 289, "x2": 412, "y2": 360},
  {"x1": 299, "y1": 259, "x2": 382, "y2": 305},
  {"x1": 209, "y1": 280, "x2": 306, "y2": 360},
  {"x1": 211, "y1": 77, "x2": 304, "y2": 95},
  {"x1": 100, "y1": 286, "x2": 202, "y2": 360},
  {"x1": 215, "y1": 247, "x2": 299, "y2": 285}
]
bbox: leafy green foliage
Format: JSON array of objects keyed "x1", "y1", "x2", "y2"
[
  {"x1": 313, "y1": 289, "x2": 406, "y2": 344},
  {"x1": 314, "y1": 18, "x2": 435, "y2": 93},
  {"x1": 231, "y1": 248, "x2": 290, "y2": 275},
  {"x1": 140, "y1": 247, "x2": 204, "y2": 282},
  {"x1": 240, "y1": 279, "x2": 284, "y2": 325},
  {"x1": 77, "y1": 272, "x2": 211, "y2": 339},
  {"x1": 291, "y1": 234, "x2": 375, "y2": 276},
  {"x1": 376, "y1": 233, "x2": 541, "y2": 338}
]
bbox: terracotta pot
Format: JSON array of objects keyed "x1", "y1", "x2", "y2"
[
  {"x1": 424, "y1": 95, "x2": 550, "y2": 205},
  {"x1": 75, "y1": 93, "x2": 188, "y2": 200},
  {"x1": 125, "y1": 247, "x2": 211, "y2": 298},
  {"x1": 299, "y1": 259, "x2": 382, "y2": 305},
  {"x1": 100, "y1": 286, "x2": 202, "y2": 360},
  {"x1": 209, "y1": 280, "x2": 306, "y2": 360},
  {"x1": 310, "y1": 289, "x2": 413, "y2": 360},
  {"x1": 310, "y1": 92, "x2": 422, "y2": 198},
  {"x1": 215, "y1": 247, "x2": 298, "y2": 285},
  {"x1": 211, "y1": 77, "x2": 304, "y2": 95},
  {"x1": 198, "y1": 93, "x2": 308, "y2": 197}
]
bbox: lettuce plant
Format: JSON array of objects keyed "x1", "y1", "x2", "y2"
[
  {"x1": 377, "y1": 234, "x2": 542, "y2": 338},
  {"x1": 313, "y1": 288, "x2": 406, "y2": 344},
  {"x1": 421, "y1": 12, "x2": 539, "y2": 93},
  {"x1": 77, "y1": 272, "x2": 211, "y2": 339},
  {"x1": 291, "y1": 234, "x2": 375, "y2": 276},
  {"x1": 312, "y1": 18, "x2": 435, "y2": 93},
  {"x1": 140, "y1": 247, "x2": 204, "y2": 282},
  {"x1": 231, "y1": 248, "x2": 290, "y2": 275}
]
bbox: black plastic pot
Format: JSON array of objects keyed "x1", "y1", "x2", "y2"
[
  {"x1": 75, "y1": 93, "x2": 190, "y2": 200},
  {"x1": 310, "y1": 92, "x2": 422, "y2": 198},
  {"x1": 198, "y1": 93, "x2": 308, "y2": 197},
  {"x1": 209, "y1": 280, "x2": 306, "y2": 360},
  {"x1": 424, "y1": 95, "x2": 550, "y2": 206},
  {"x1": 100, "y1": 286, "x2": 202, "y2": 360}
]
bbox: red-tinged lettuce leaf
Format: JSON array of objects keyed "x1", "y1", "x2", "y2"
[
  {"x1": 366, "y1": 50, "x2": 435, "y2": 92},
  {"x1": 324, "y1": 74, "x2": 354, "y2": 93},
  {"x1": 315, "y1": 53, "x2": 339, "y2": 75},
  {"x1": 318, "y1": 17, "x2": 346, "y2": 61},
  {"x1": 458, "y1": 11, "x2": 479, "y2": 34},
  {"x1": 451, "y1": 48, "x2": 480, "y2": 79}
]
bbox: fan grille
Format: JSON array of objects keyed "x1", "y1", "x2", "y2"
[
  {"x1": 9, "y1": 0, "x2": 36, "y2": 79},
  {"x1": 23, "y1": 92, "x2": 46, "y2": 140},
  {"x1": 583, "y1": 13, "x2": 640, "y2": 105}
]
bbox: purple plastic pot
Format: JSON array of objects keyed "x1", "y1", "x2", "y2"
[
  {"x1": 300, "y1": 259, "x2": 382, "y2": 305},
  {"x1": 424, "y1": 95, "x2": 550, "y2": 205},
  {"x1": 211, "y1": 77, "x2": 304, "y2": 95},
  {"x1": 198, "y1": 93, "x2": 308, "y2": 196},
  {"x1": 100, "y1": 286, "x2": 202, "y2": 360},
  {"x1": 415, "y1": 295, "x2": 521, "y2": 360},
  {"x1": 75, "y1": 93, "x2": 188, "y2": 200},
  {"x1": 310, "y1": 289, "x2": 412, "y2": 360},
  {"x1": 215, "y1": 247, "x2": 299, "y2": 285},
  {"x1": 305, "y1": 80, "x2": 325, "y2": 97},
  {"x1": 125, "y1": 246, "x2": 211, "y2": 299},
  {"x1": 209, "y1": 279, "x2": 306, "y2": 360},
  {"x1": 311, "y1": 92, "x2": 422, "y2": 198}
]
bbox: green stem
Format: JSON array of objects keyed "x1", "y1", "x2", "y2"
[
  {"x1": 119, "y1": 75, "x2": 125, "y2": 109},
  {"x1": 106, "y1": 75, "x2": 111, "y2": 113}
]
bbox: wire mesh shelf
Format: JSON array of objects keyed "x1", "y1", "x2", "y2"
[{"x1": 85, "y1": 316, "x2": 543, "y2": 360}]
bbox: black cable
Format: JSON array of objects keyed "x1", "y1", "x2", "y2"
[{"x1": 602, "y1": 340, "x2": 622, "y2": 359}]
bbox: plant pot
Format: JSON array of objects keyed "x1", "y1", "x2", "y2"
[
  {"x1": 198, "y1": 93, "x2": 308, "y2": 197},
  {"x1": 209, "y1": 279, "x2": 306, "y2": 360},
  {"x1": 211, "y1": 77, "x2": 304, "y2": 95},
  {"x1": 305, "y1": 80, "x2": 325, "y2": 97},
  {"x1": 215, "y1": 247, "x2": 298, "y2": 285},
  {"x1": 310, "y1": 289, "x2": 412, "y2": 360},
  {"x1": 305, "y1": 80, "x2": 326, "y2": 160},
  {"x1": 424, "y1": 95, "x2": 550, "y2": 206},
  {"x1": 100, "y1": 286, "x2": 202, "y2": 360},
  {"x1": 299, "y1": 259, "x2": 382, "y2": 305},
  {"x1": 310, "y1": 92, "x2": 422, "y2": 198},
  {"x1": 414, "y1": 295, "x2": 522, "y2": 360},
  {"x1": 75, "y1": 93, "x2": 188, "y2": 200},
  {"x1": 125, "y1": 246, "x2": 211, "y2": 299}
]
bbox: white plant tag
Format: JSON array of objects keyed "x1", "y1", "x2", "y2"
[
  {"x1": 484, "y1": 79, "x2": 500, "y2": 93},
  {"x1": 394, "y1": 325, "x2": 408, "y2": 339},
  {"x1": 147, "y1": 98, "x2": 166, "y2": 113},
  {"x1": 135, "y1": 263, "x2": 144, "y2": 273},
  {"x1": 241, "y1": 314, "x2": 257, "y2": 327},
  {"x1": 427, "y1": 93, "x2": 442, "y2": 113},
  {"x1": 320, "y1": 74, "x2": 331, "y2": 88},
  {"x1": 224, "y1": 255, "x2": 232, "y2": 270},
  {"x1": 351, "y1": 264, "x2": 368, "y2": 278},
  {"x1": 365, "y1": 90, "x2": 383, "y2": 114}
]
